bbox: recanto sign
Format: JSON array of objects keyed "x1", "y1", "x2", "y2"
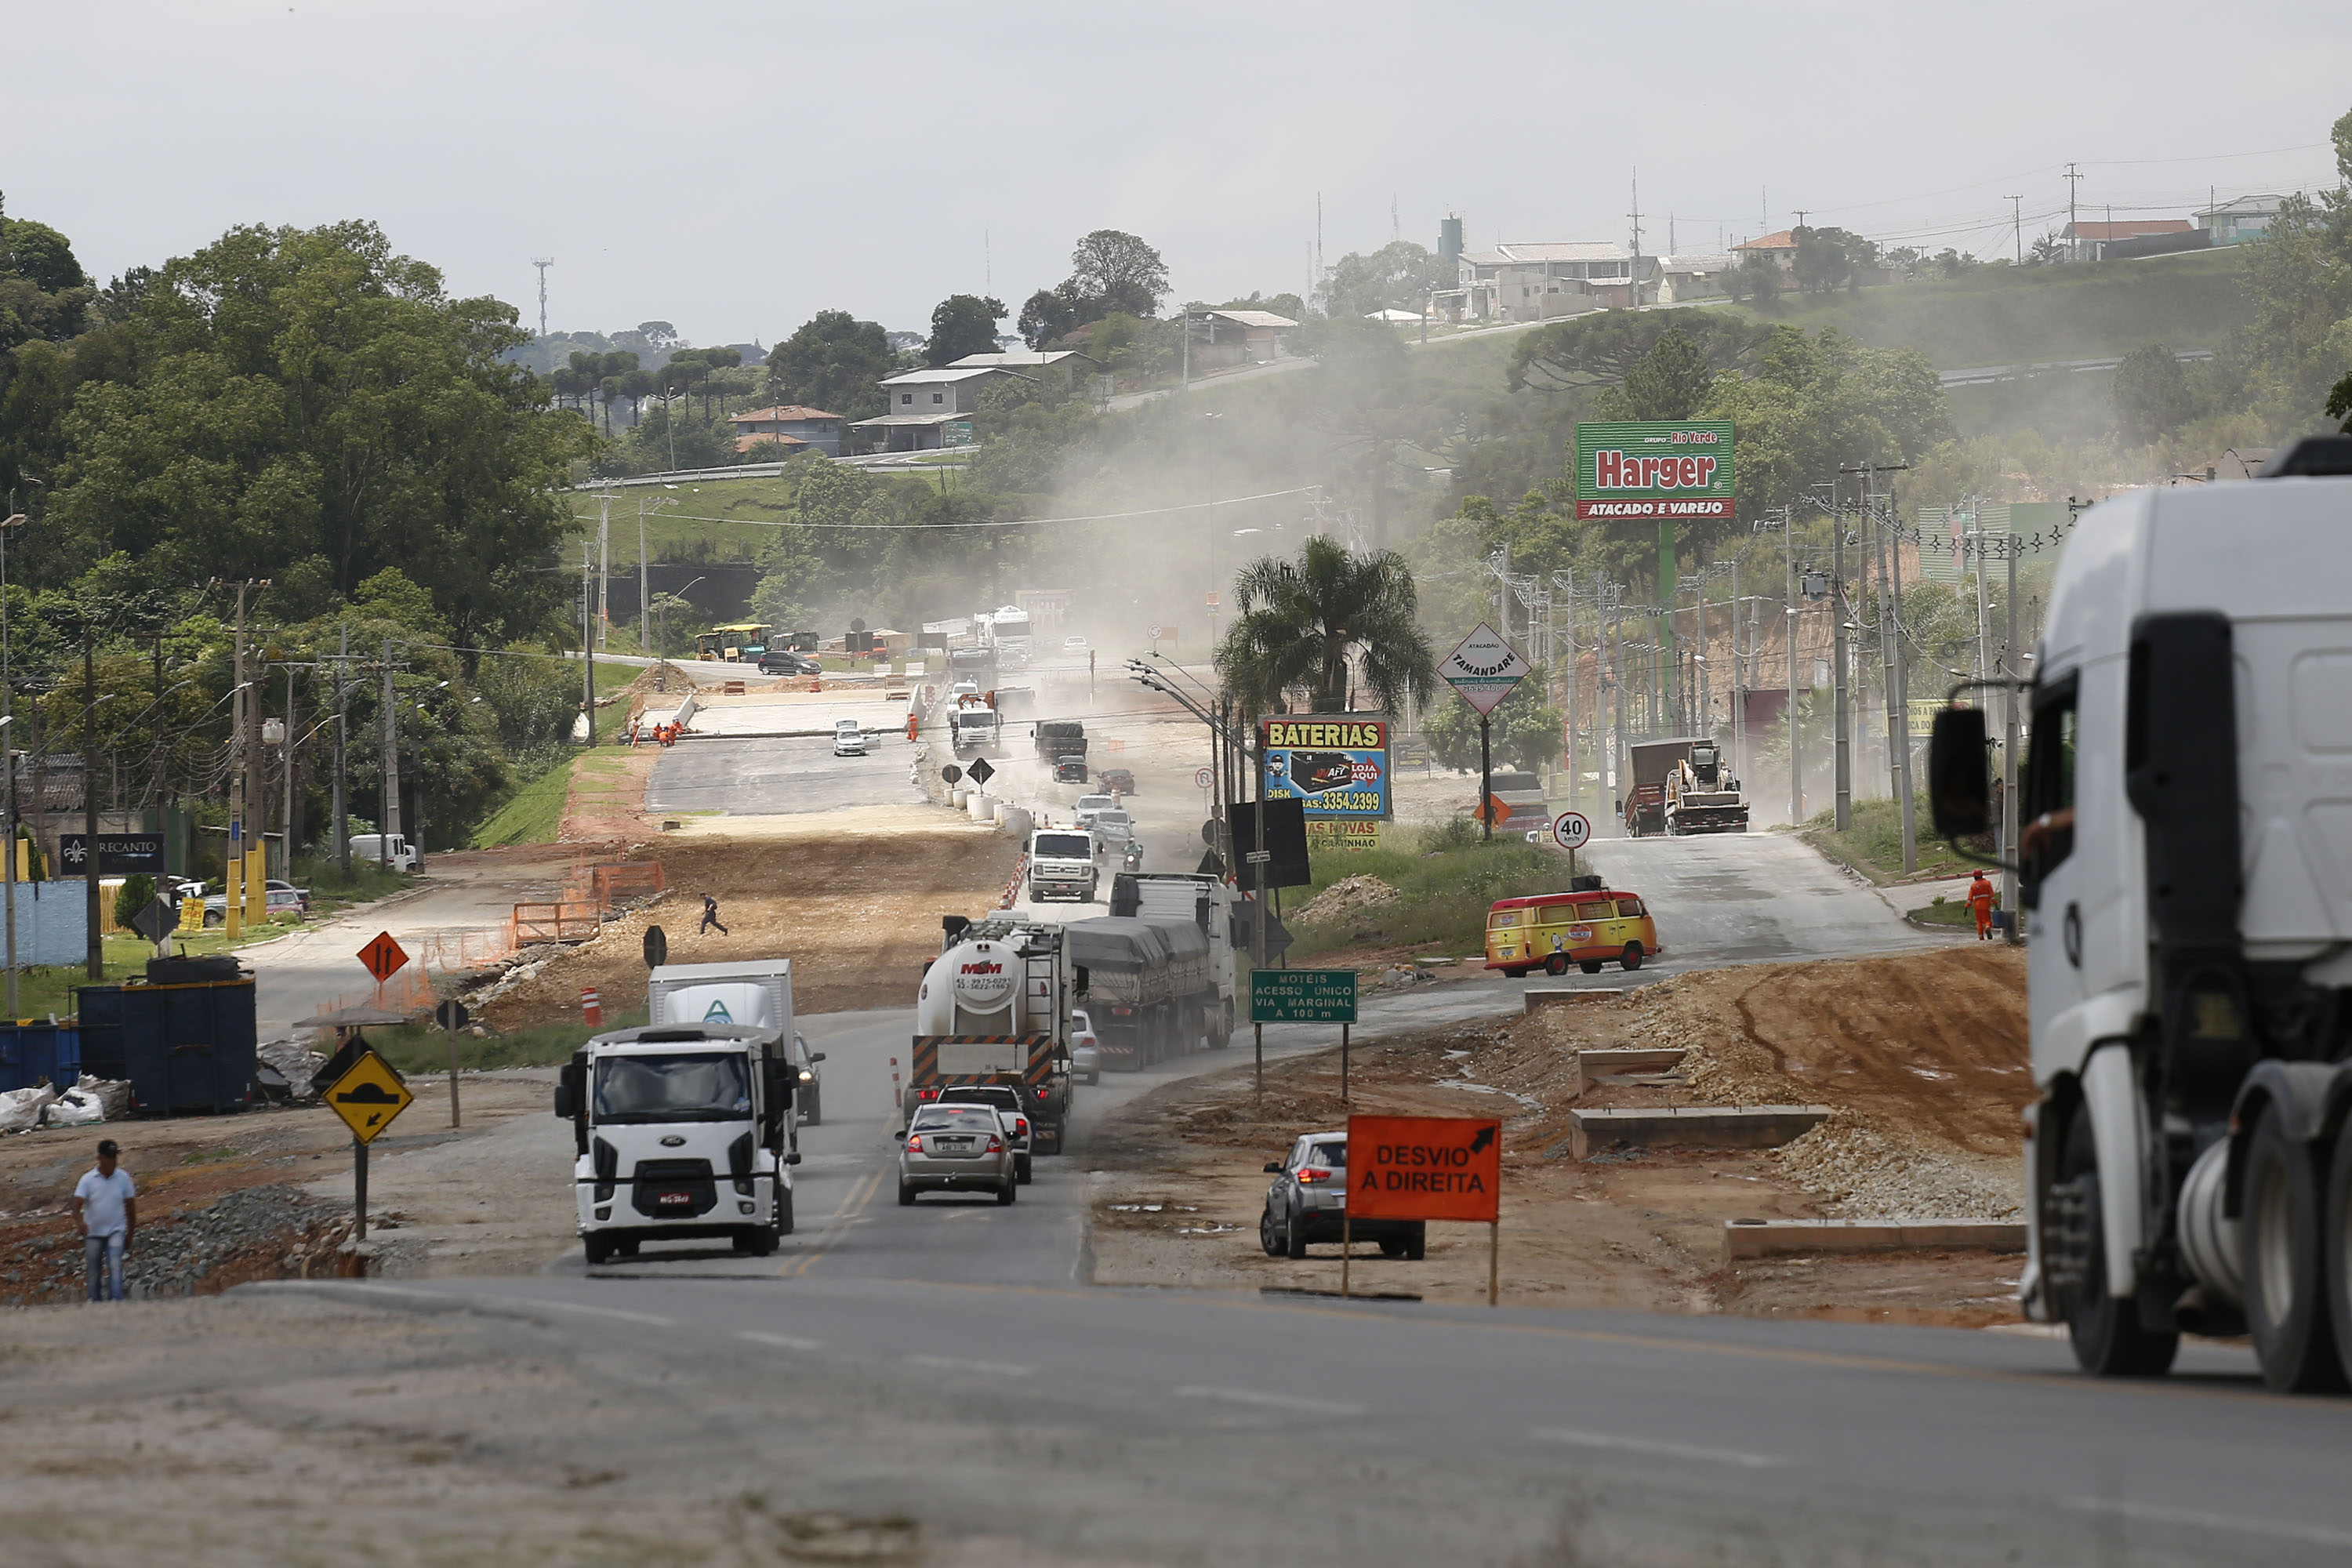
[{"x1": 1573, "y1": 420, "x2": 1735, "y2": 521}]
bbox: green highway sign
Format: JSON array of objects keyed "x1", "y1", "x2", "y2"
[
  {"x1": 1573, "y1": 420, "x2": 1736, "y2": 521},
  {"x1": 1250, "y1": 968, "x2": 1359, "y2": 1024}
]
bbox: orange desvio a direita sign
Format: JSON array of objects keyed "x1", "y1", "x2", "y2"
[{"x1": 1346, "y1": 1115, "x2": 1501, "y2": 1223}]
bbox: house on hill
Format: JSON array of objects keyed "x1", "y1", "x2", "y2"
[
  {"x1": 1731, "y1": 230, "x2": 1799, "y2": 278},
  {"x1": 851, "y1": 366, "x2": 1010, "y2": 453},
  {"x1": 946, "y1": 349, "x2": 1102, "y2": 390},
  {"x1": 2195, "y1": 194, "x2": 2285, "y2": 245},
  {"x1": 2063, "y1": 218, "x2": 2201, "y2": 261},
  {"x1": 1187, "y1": 309, "x2": 1299, "y2": 368},
  {"x1": 1452, "y1": 241, "x2": 1632, "y2": 322},
  {"x1": 728, "y1": 405, "x2": 843, "y2": 457}
]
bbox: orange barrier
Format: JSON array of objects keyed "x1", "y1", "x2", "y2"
[
  {"x1": 591, "y1": 861, "x2": 666, "y2": 908},
  {"x1": 512, "y1": 900, "x2": 603, "y2": 946}
]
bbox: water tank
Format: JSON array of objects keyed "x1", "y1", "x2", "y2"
[{"x1": 1439, "y1": 215, "x2": 1465, "y2": 265}]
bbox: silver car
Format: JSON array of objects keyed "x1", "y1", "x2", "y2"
[
  {"x1": 1261, "y1": 1131, "x2": 1425, "y2": 1260},
  {"x1": 897, "y1": 1103, "x2": 1017, "y2": 1205}
]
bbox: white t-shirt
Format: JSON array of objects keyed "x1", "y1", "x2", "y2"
[{"x1": 75, "y1": 1167, "x2": 136, "y2": 1237}]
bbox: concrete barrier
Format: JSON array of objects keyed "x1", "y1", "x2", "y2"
[
  {"x1": 1722, "y1": 1218, "x2": 2027, "y2": 1262},
  {"x1": 1569, "y1": 1104, "x2": 1829, "y2": 1160},
  {"x1": 1524, "y1": 988, "x2": 1627, "y2": 1014},
  {"x1": 968, "y1": 791, "x2": 993, "y2": 821},
  {"x1": 1576, "y1": 1047, "x2": 1686, "y2": 1095}
]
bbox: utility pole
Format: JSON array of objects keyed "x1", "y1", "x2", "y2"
[
  {"x1": 1, "y1": 509, "x2": 21, "y2": 1015},
  {"x1": 581, "y1": 543, "x2": 596, "y2": 742},
  {"x1": 2008, "y1": 195, "x2": 2024, "y2": 266},
  {"x1": 82, "y1": 622, "x2": 100, "y2": 981},
  {"x1": 229, "y1": 582, "x2": 249, "y2": 941},
  {"x1": 380, "y1": 640, "x2": 400, "y2": 872},
  {"x1": 1781, "y1": 510, "x2": 1801, "y2": 825},
  {"x1": 597, "y1": 486, "x2": 612, "y2": 648},
  {"x1": 2002, "y1": 538, "x2": 2022, "y2": 943},
  {"x1": 334, "y1": 626, "x2": 350, "y2": 881},
  {"x1": 282, "y1": 662, "x2": 298, "y2": 880},
  {"x1": 1831, "y1": 479, "x2": 1851, "y2": 831},
  {"x1": 2063, "y1": 163, "x2": 2083, "y2": 259}
]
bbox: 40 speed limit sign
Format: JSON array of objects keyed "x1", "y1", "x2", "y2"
[{"x1": 1552, "y1": 811, "x2": 1592, "y2": 851}]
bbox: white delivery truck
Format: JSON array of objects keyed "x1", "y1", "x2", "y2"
[
  {"x1": 553, "y1": 1022, "x2": 799, "y2": 1263},
  {"x1": 1926, "y1": 436, "x2": 2352, "y2": 1390},
  {"x1": 648, "y1": 957, "x2": 794, "y2": 1034},
  {"x1": 1027, "y1": 826, "x2": 1097, "y2": 903}
]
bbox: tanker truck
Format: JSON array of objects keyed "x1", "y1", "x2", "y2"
[
  {"x1": 1922, "y1": 436, "x2": 2352, "y2": 1393},
  {"x1": 909, "y1": 914, "x2": 1075, "y2": 1153}
]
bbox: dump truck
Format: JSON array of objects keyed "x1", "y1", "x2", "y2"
[
  {"x1": 1035, "y1": 717, "x2": 1087, "y2": 764},
  {"x1": 1921, "y1": 435, "x2": 2352, "y2": 1392},
  {"x1": 1663, "y1": 738, "x2": 1749, "y2": 834},
  {"x1": 1620, "y1": 738, "x2": 1704, "y2": 837},
  {"x1": 908, "y1": 913, "x2": 1074, "y2": 1153}
]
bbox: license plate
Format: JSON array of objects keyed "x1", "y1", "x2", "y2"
[{"x1": 655, "y1": 1191, "x2": 692, "y2": 1207}]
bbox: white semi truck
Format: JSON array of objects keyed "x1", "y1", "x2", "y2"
[
  {"x1": 1926, "y1": 436, "x2": 2352, "y2": 1390},
  {"x1": 553, "y1": 1022, "x2": 799, "y2": 1263},
  {"x1": 909, "y1": 913, "x2": 1075, "y2": 1152}
]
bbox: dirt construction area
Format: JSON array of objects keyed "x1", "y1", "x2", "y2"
[
  {"x1": 474, "y1": 807, "x2": 1020, "y2": 1027},
  {"x1": 1089, "y1": 945, "x2": 2035, "y2": 1327}
]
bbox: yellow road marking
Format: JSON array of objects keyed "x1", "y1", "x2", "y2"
[{"x1": 779, "y1": 1163, "x2": 887, "y2": 1277}]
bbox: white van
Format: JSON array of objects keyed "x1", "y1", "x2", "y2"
[{"x1": 348, "y1": 833, "x2": 416, "y2": 872}]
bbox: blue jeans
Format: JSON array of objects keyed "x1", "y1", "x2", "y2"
[{"x1": 84, "y1": 1232, "x2": 125, "y2": 1301}]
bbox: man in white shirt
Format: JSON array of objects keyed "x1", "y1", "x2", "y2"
[{"x1": 72, "y1": 1138, "x2": 136, "y2": 1303}]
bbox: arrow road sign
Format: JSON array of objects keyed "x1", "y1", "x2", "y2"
[
  {"x1": 325, "y1": 1049, "x2": 414, "y2": 1145},
  {"x1": 1552, "y1": 811, "x2": 1592, "y2": 851},
  {"x1": 358, "y1": 931, "x2": 410, "y2": 984},
  {"x1": 965, "y1": 755, "x2": 996, "y2": 787},
  {"x1": 1439, "y1": 622, "x2": 1532, "y2": 716}
]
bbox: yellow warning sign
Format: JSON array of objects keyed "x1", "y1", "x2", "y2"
[{"x1": 325, "y1": 1049, "x2": 414, "y2": 1145}]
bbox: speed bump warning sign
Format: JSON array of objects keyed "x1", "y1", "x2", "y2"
[
  {"x1": 1347, "y1": 1115, "x2": 1501, "y2": 1223},
  {"x1": 325, "y1": 1049, "x2": 414, "y2": 1145}
]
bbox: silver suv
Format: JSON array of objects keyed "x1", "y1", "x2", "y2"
[
  {"x1": 1260, "y1": 1131, "x2": 1425, "y2": 1260},
  {"x1": 933, "y1": 1085, "x2": 1033, "y2": 1183},
  {"x1": 896, "y1": 1103, "x2": 1017, "y2": 1206}
]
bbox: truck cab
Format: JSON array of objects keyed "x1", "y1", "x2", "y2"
[
  {"x1": 1925, "y1": 437, "x2": 2352, "y2": 1391},
  {"x1": 554, "y1": 1023, "x2": 799, "y2": 1264},
  {"x1": 1028, "y1": 827, "x2": 1097, "y2": 902}
]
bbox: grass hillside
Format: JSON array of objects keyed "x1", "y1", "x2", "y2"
[{"x1": 1712, "y1": 249, "x2": 2250, "y2": 368}]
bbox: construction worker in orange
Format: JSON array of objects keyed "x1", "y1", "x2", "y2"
[
  {"x1": 906, "y1": 712, "x2": 918, "y2": 742},
  {"x1": 1968, "y1": 870, "x2": 1997, "y2": 941}
]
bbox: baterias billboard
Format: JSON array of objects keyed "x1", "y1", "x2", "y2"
[
  {"x1": 1573, "y1": 420, "x2": 1736, "y2": 521},
  {"x1": 1259, "y1": 715, "x2": 1391, "y2": 826}
]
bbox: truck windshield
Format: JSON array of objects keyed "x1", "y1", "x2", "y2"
[
  {"x1": 1035, "y1": 833, "x2": 1091, "y2": 858},
  {"x1": 593, "y1": 1052, "x2": 752, "y2": 1123}
]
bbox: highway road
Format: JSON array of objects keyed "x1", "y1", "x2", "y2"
[{"x1": 647, "y1": 734, "x2": 926, "y2": 816}]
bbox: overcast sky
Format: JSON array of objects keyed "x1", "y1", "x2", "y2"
[{"x1": 8, "y1": 1, "x2": 2348, "y2": 347}]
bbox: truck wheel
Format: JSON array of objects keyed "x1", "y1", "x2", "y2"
[
  {"x1": 996, "y1": 1179, "x2": 1018, "y2": 1206},
  {"x1": 2242, "y1": 1104, "x2": 2346, "y2": 1392},
  {"x1": 1284, "y1": 1209, "x2": 1308, "y2": 1259},
  {"x1": 1579, "y1": 960, "x2": 1605, "y2": 975},
  {"x1": 1017, "y1": 1155, "x2": 1033, "y2": 1185},
  {"x1": 584, "y1": 1234, "x2": 613, "y2": 1265},
  {"x1": 801, "y1": 1089, "x2": 822, "y2": 1127},
  {"x1": 2324, "y1": 1132, "x2": 2352, "y2": 1385},
  {"x1": 776, "y1": 1186, "x2": 795, "y2": 1236},
  {"x1": 898, "y1": 1180, "x2": 918, "y2": 1207},
  {"x1": 744, "y1": 1226, "x2": 779, "y2": 1258},
  {"x1": 2054, "y1": 1105, "x2": 2177, "y2": 1377},
  {"x1": 1619, "y1": 943, "x2": 1644, "y2": 972},
  {"x1": 1544, "y1": 955, "x2": 1569, "y2": 977}
]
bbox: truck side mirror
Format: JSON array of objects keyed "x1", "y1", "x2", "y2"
[
  {"x1": 811, "y1": 1052, "x2": 826, "y2": 1062},
  {"x1": 1926, "y1": 707, "x2": 1991, "y2": 839},
  {"x1": 553, "y1": 1083, "x2": 575, "y2": 1120}
]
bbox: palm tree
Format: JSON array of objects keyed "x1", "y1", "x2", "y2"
[{"x1": 1215, "y1": 535, "x2": 1436, "y2": 715}]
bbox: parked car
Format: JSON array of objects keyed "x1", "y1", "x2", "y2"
[
  {"x1": 268, "y1": 879, "x2": 312, "y2": 913},
  {"x1": 896, "y1": 1102, "x2": 1017, "y2": 1205},
  {"x1": 833, "y1": 718, "x2": 870, "y2": 757},
  {"x1": 760, "y1": 649, "x2": 822, "y2": 676},
  {"x1": 1260, "y1": 1130, "x2": 1425, "y2": 1260},
  {"x1": 1070, "y1": 1008, "x2": 1101, "y2": 1085},
  {"x1": 792, "y1": 1031, "x2": 826, "y2": 1125},
  {"x1": 1097, "y1": 767, "x2": 1136, "y2": 795},
  {"x1": 202, "y1": 886, "x2": 304, "y2": 925},
  {"x1": 932, "y1": 1084, "x2": 1033, "y2": 1183}
]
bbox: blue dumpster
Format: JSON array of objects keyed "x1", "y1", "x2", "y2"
[
  {"x1": 76, "y1": 977, "x2": 258, "y2": 1116},
  {"x1": 0, "y1": 1022, "x2": 81, "y2": 1092}
]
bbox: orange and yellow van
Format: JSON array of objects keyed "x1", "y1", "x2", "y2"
[{"x1": 1484, "y1": 889, "x2": 1661, "y2": 976}]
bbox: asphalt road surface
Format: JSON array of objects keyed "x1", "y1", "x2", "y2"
[{"x1": 646, "y1": 734, "x2": 927, "y2": 816}]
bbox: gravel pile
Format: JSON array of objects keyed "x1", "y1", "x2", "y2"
[
  {"x1": 1297, "y1": 876, "x2": 1400, "y2": 924},
  {"x1": 1769, "y1": 1112, "x2": 2022, "y2": 1220},
  {"x1": 257, "y1": 1039, "x2": 327, "y2": 1099},
  {"x1": 123, "y1": 1184, "x2": 350, "y2": 1299}
]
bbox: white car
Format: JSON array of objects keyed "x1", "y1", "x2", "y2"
[
  {"x1": 833, "y1": 718, "x2": 869, "y2": 757},
  {"x1": 1062, "y1": 634, "x2": 1090, "y2": 654},
  {"x1": 1073, "y1": 793, "x2": 1116, "y2": 827},
  {"x1": 1070, "y1": 1008, "x2": 1101, "y2": 1085},
  {"x1": 1088, "y1": 809, "x2": 1132, "y2": 855}
]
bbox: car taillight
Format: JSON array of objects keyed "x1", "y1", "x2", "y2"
[
  {"x1": 919, "y1": 1088, "x2": 939, "y2": 1099},
  {"x1": 1297, "y1": 1168, "x2": 1330, "y2": 1184},
  {"x1": 986, "y1": 1138, "x2": 1003, "y2": 1153},
  {"x1": 906, "y1": 1135, "x2": 924, "y2": 1152},
  {"x1": 1015, "y1": 1119, "x2": 1029, "y2": 1136}
]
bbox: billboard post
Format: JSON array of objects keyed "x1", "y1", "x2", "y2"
[{"x1": 1574, "y1": 421, "x2": 1735, "y2": 732}]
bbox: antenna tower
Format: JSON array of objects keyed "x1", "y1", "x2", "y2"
[{"x1": 531, "y1": 257, "x2": 554, "y2": 339}]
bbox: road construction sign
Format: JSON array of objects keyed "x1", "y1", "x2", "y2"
[
  {"x1": 325, "y1": 1049, "x2": 414, "y2": 1144},
  {"x1": 1346, "y1": 1115, "x2": 1501, "y2": 1222},
  {"x1": 358, "y1": 931, "x2": 409, "y2": 983},
  {"x1": 1474, "y1": 793, "x2": 1512, "y2": 826}
]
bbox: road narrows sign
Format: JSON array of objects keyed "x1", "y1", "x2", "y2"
[
  {"x1": 358, "y1": 931, "x2": 409, "y2": 984},
  {"x1": 1439, "y1": 623, "x2": 1531, "y2": 716},
  {"x1": 965, "y1": 755, "x2": 996, "y2": 787},
  {"x1": 1346, "y1": 1115, "x2": 1502, "y2": 1223},
  {"x1": 325, "y1": 1049, "x2": 414, "y2": 1145},
  {"x1": 1552, "y1": 811, "x2": 1592, "y2": 851}
]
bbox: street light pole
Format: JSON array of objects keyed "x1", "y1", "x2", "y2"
[{"x1": 0, "y1": 511, "x2": 22, "y2": 1014}]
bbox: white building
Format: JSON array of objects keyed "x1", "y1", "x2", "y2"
[{"x1": 1447, "y1": 242, "x2": 1633, "y2": 322}]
